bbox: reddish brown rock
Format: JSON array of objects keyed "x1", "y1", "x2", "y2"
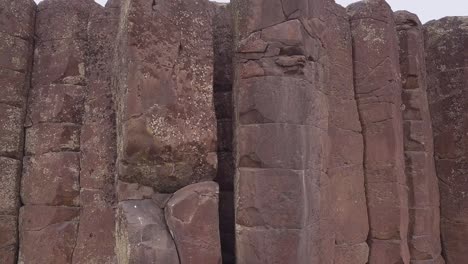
[
  {"x1": 18, "y1": 206, "x2": 79, "y2": 264},
  {"x1": 0, "y1": 0, "x2": 35, "y2": 262},
  {"x1": 0, "y1": 104, "x2": 25, "y2": 159},
  {"x1": 165, "y1": 181, "x2": 222, "y2": 264},
  {"x1": 347, "y1": 0, "x2": 410, "y2": 263},
  {"x1": 395, "y1": 11, "x2": 443, "y2": 263},
  {"x1": 25, "y1": 123, "x2": 81, "y2": 156},
  {"x1": 0, "y1": 158, "x2": 21, "y2": 216},
  {"x1": 114, "y1": 0, "x2": 217, "y2": 192},
  {"x1": 324, "y1": 2, "x2": 369, "y2": 262},
  {"x1": 232, "y1": 0, "x2": 330, "y2": 263},
  {"x1": 72, "y1": 190, "x2": 116, "y2": 264},
  {"x1": 424, "y1": 16, "x2": 468, "y2": 264},
  {"x1": 21, "y1": 152, "x2": 80, "y2": 206},
  {"x1": 0, "y1": 215, "x2": 17, "y2": 264},
  {"x1": 116, "y1": 200, "x2": 179, "y2": 264}
]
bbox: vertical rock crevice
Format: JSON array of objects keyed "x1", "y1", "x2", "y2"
[
  {"x1": 211, "y1": 2, "x2": 236, "y2": 264},
  {"x1": 324, "y1": 2, "x2": 369, "y2": 263}
]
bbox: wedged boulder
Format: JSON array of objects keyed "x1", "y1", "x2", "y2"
[
  {"x1": 115, "y1": 0, "x2": 217, "y2": 192},
  {"x1": 116, "y1": 200, "x2": 179, "y2": 264},
  {"x1": 165, "y1": 181, "x2": 222, "y2": 264}
]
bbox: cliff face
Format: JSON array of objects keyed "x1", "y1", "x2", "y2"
[{"x1": 0, "y1": 0, "x2": 466, "y2": 263}]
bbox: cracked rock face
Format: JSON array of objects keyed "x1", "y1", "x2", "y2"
[
  {"x1": 347, "y1": 0, "x2": 410, "y2": 263},
  {"x1": 1, "y1": 0, "x2": 467, "y2": 263}
]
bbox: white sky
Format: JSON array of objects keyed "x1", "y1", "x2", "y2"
[{"x1": 33, "y1": 0, "x2": 467, "y2": 23}]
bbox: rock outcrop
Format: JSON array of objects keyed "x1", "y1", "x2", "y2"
[
  {"x1": 425, "y1": 16, "x2": 468, "y2": 264},
  {"x1": 1, "y1": 0, "x2": 467, "y2": 263}
]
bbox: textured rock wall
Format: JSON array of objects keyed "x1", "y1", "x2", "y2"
[
  {"x1": 113, "y1": 0, "x2": 222, "y2": 263},
  {"x1": 324, "y1": 2, "x2": 369, "y2": 263},
  {"x1": 231, "y1": 0, "x2": 331, "y2": 262},
  {"x1": 347, "y1": 1, "x2": 410, "y2": 263},
  {"x1": 395, "y1": 11, "x2": 443, "y2": 263},
  {"x1": 1, "y1": 0, "x2": 467, "y2": 263},
  {"x1": 19, "y1": 0, "x2": 97, "y2": 263},
  {"x1": 0, "y1": 0, "x2": 35, "y2": 262},
  {"x1": 425, "y1": 16, "x2": 468, "y2": 264},
  {"x1": 114, "y1": 0, "x2": 217, "y2": 192}
]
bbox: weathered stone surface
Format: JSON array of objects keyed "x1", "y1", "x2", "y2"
[
  {"x1": 0, "y1": 1, "x2": 35, "y2": 262},
  {"x1": 18, "y1": 206, "x2": 79, "y2": 264},
  {"x1": 395, "y1": 11, "x2": 443, "y2": 263},
  {"x1": 347, "y1": 0, "x2": 410, "y2": 263},
  {"x1": 115, "y1": 0, "x2": 217, "y2": 192},
  {"x1": 424, "y1": 16, "x2": 468, "y2": 264},
  {"x1": 0, "y1": 0, "x2": 36, "y2": 39},
  {"x1": 21, "y1": 152, "x2": 80, "y2": 206},
  {"x1": 25, "y1": 123, "x2": 81, "y2": 156},
  {"x1": 232, "y1": 0, "x2": 330, "y2": 263},
  {"x1": 116, "y1": 200, "x2": 179, "y2": 264},
  {"x1": 0, "y1": 158, "x2": 21, "y2": 216},
  {"x1": 165, "y1": 181, "x2": 221, "y2": 264},
  {"x1": 72, "y1": 189, "x2": 116, "y2": 264},
  {"x1": 26, "y1": 84, "x2": 86, "y2": 125},
  {"x1": 0, "y1": 215, "x2": 17, "y2": 264},
  {"x1": 0, "y1": 104, "x2": 24, "y2": 159},
  {"x1": 324, "y1": 3, "x2": 369, "y2": 262},
  {"x1": 117, "y1": 181, "x2": 155, "y2": 202}
]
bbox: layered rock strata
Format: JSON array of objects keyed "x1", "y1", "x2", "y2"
[
  {"x1": 425, "y1": 16, "x2": 468, "y2": 264},
  {"x1": 347, "y1": 1, "x2": 410, "y2": 263},
  {"x1": 396, "y1": 11, "x2": 444, "y2": 263},
  {"x1": 0, "y1": 0, "x2": 35, "y2": 262}
]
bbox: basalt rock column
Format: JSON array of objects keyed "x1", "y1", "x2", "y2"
[
  {"x1": 19, "y1": 0, "x2": 97, "y2": 263},
  {"x1": 395, "y1": 11, "x2": 444, "y2": 263},
  {"x1": 232, "y1": 0, "x2": 330, "y2": 262},
  {"x1": 324, "y1": 2, "x2": 369, "y2": 263},
  {"x1": 114, "y1": 0, "x2": 220, "y2": 262},
  {"x1": 347, "y1": 1, "x2": 410, "y2": 263},
  {"x1": 212, "y1": 3, "x2": 236, "y2": 264},
  {"x1": 71, "y1": 2, "x2": 122, "y2": 263},
  {"x1": 424, "y1": 17, "x2": 468, "y2": 264},
  {"x1": 0, "y1": 0, "x2": 35, "y2": 262},
  {"x1": 114, "y1": 0, "x2": 217, "y2": 192}
]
